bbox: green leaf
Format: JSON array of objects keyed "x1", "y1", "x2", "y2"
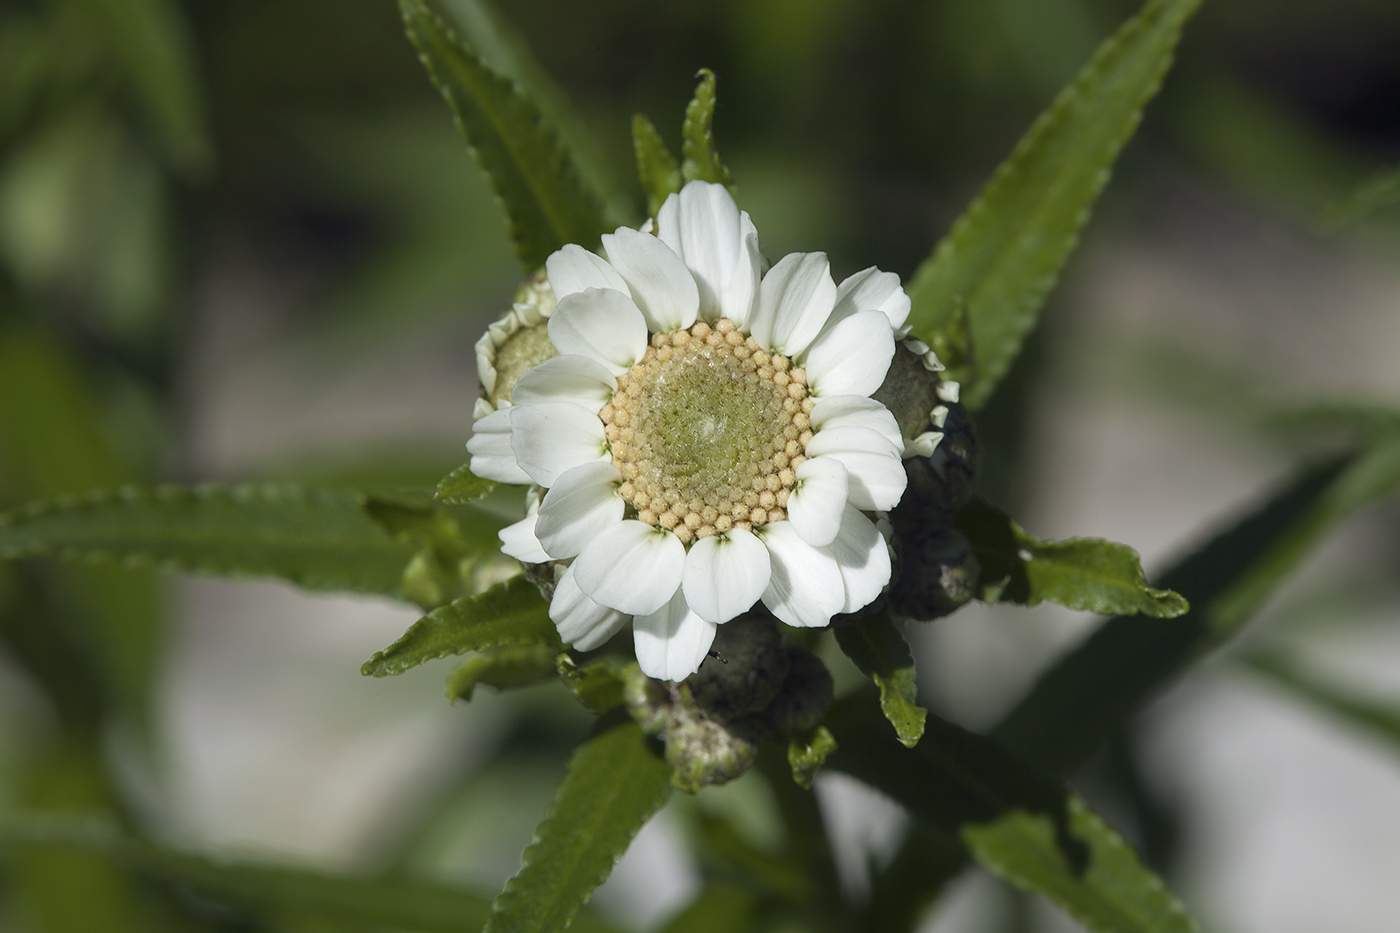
[
  {"x1": 485, "y1": 719, "x2": 673, "y2": 933},
  {"x1": 995, "y1": 438, "x2": 1400, "y2": 776},
  {"x1": 787, "y1": 726, "x2": 838, "y2": 790},
  {"x1": 400, "y1": 0, "x2": 611, "y2": 270},
  {"x1": 1240, "y1": 651, "x2": 1400, "y2": 752},
  {"x1": 904, "y1": 0, "x2": 1202, "y2": 410},
  {"x1": 0, "y1": 811, "x2": 498, "y2": 932},
  {"x1": 363, "y1": 577, "x2": 557, "y2": 677},
  {"x1": 659, "y1": 882, "x2": 756, "y2": 933},
  {"x1": 435, "y1": 462, "x2": 497, "y2": 504},
  {"x1": 633, "y1": 113, "x2": 682, "y2": 218},
  {"x1": 557, "y1": 654, "x2": 627, "y2": 714},
  {"x1": 834, "y1": 617, "x2": 927, "y2": 747},
  {"x1": 447, "y1": 643, "x2": 560, "y2": 701},
  {"x1": 957, "y1": 498, "x2": 1189, "y2": 618},
  {"x1": 1322, "y1": 160, "x2": 1400, "y2": 229},
  {"x1": 827, "y1": 691, "x2": 1198, "y2": 933},
  {"x1": 0, "y1": 484, "x2": 419, "y2": 599},
  {"x1": 680, "y1": 69, "x2": 736, "y2": 193}
]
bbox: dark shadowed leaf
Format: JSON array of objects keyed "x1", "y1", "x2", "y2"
[
  {"x1": 905, "y1": 0, "x2": 1203, "y2": 409},
  {"x1": 363, "y1": 576, "x2": 557, "y2": 677},
  {"x1": 447, "y1": 643, "x2": 560, "y2": 701},
  {"x1": 659, "y1": 882, "x2": 756, "y2": 933},
  {"x1": 557, "y1": 655, "x2": 627, "y2": 714},
  {"x1": 484, "y1": 719, "x2": 672, "y2": 933}
]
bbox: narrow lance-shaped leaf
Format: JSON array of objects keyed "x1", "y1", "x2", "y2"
[
  {"x1": 0, "y1": 485, "x2": 419, "y2": 600},
  {"x1": 1240, "y1": 651, "x2": 1400, "y2": 753},
  {"x1": 484, "y1": 719, "x2": 673, "y2": 933},
  {"x1": 826, "y1": 691, "x2": 1199, "y2": 933},
  {"x1": 957, "y1": 497, "x2": 1188, "y2": 618},
  {"x1": 363, "y1": 577, "x2": 558, "y2": 677},
  {"x1": 400, "y1": 0, "x2": 611, "y2": 270},
  {"x1": 680, "y1": 68, "x2": 736, "y2": 194},
  {"x1": 1322, "y1": 160, "x2": 1400, "y2": 229},
  {"x1": 446, "y1": 643, "x2": 560, "y2": 702},
  {"x1": 905, "y1": 0, "x2": 1203, "y2": 409},
  {"x1": 633, "y1": 113, "x2": 682, "y2": 218},
  {"x1": 833, "y1": 616, "x2": 927, "y2": 747}
]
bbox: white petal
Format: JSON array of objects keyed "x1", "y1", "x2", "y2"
[
  {"x1": 721, "y1": 211, "x2": 762, "y2": 326},
  {"x1": 831, "y1": 266, "x2": 910, "y2": 331},
  {"x1": 572, "y1": 520, "x2": 684, "y2": 616},
  {"x1": 750, "y1": 252, "x2": 836, "y2": 357},
  {"x1": 466, "y1": 407, "x2": 531, "y2": 484},
  {"x1": 601, "y1": 227, "x2": 699, "y2": 332},
  {"x1": 545, "y1": 243, "x2": 629, "y2": 300},
  {"x1": 509, "y1": 402, "x2": 608, "y2": 486},
  {"x1": 548, "y1": 288, "x2": 648, "y2": 376},
  {"x1": 802, "y1": 310, "x2": 896, "y2": 398},
  {"x1": 681, "y1": 528, "x2": 771, "y2": 624},
  {"x1": 511, "y1": 355, "x2": 617, "y2": 410},
  {"x1": 758, "y1": 522, "x2": 844, "y2": 628},
  {"x1": 535, "y1": 462, "x2": 624, "y2": 559},
  {"x1": 657, "y1": 181, "x2": 748, "y2": 322},
  {"x1": 804, "y1": 426, "x2": 907, "y2": 511},
  {"x1": 829, "y1": 506, "x2": 893, "y2": 614},
  {"x1": 810, "y1": 396, "x2": 903, "y2": 450},
  {"x1": 633, "y1": 588, "x2": 717, "y2": 682},
  {"x1": 785, "y1": 457, "x2": 848, "y2": 548},
  {"x1": 499, "y1": 512, "x2": 550, "y2": 563},
  {"x1": 551, "y1": 564, "x2": 631, "y2": 651}
]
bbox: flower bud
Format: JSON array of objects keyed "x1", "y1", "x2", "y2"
[
  {"x1": 474, "y1": 270, "x2": 559, "y2": 415},
  {"x1": 686, "y1": 614, "x2": 789, "y2": 723},
  {"x1": 761, "y1": 647, "x2": 834, "y2": 738},
  {"x1": 889, "y1": 525, "x2": 980, "y2": 621}
]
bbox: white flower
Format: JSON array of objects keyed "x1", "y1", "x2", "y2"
[{"x1": 470, "y1": 181, "x2": 910, "y2": 682}]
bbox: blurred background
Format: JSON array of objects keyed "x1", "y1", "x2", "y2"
[{"x1": 1, "y1": 0, "x2": 1399, "y2": 930}]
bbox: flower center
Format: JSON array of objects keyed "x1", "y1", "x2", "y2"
[{"x1": 602, "y1": 319, "x2": 815, "y2": 543}]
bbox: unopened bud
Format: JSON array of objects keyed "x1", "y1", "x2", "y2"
[{"x1": 889, "y1": 525, "x2": 979, "y2": 621}]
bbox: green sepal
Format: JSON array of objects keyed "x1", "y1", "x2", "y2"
[
  {"x1": 833, "y1": 616, "x2": 927, "y2": 747},
  {"x1": 435, "y1": 462, "x2": 497, "y2": 504},
  {"x1": 904, "y1": 0, "x2": 1204, "y2": 409},
  {"x1": 680, "y1": 68, "x2": 736, "y2": 194},
  {"x1": 787, "y1": 726, "x2": 838, "y2": 790},
  {"x1": 633, "y1": 113, "x2": 682, "y2": 218},
  {"x1": 957, "y1": 497, "x2": 1188, "y2": 618},
  {"x1": 399, "y1": 0, "x2": 612, "y2": 270},
  {"x1": 557, "y1": 654, "x2": 627, "y2": 714},
  {"x1": 0, "y1": 484, "x2": 419, "y2": 600},
  {"x1": 362, "y1": 577, "x2": 557, "y2": 677},
  {"x1": 484, "y1": 719, "x2": 672, "y2": 933},
  {"x1": 447, "y1": 644, "x2": 560, "y2": 702}
]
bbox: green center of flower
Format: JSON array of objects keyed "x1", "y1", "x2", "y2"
[
  {"x1": 602, "y1": 319, "x2": 815, "y2": 542},
  {"x1": 491, "y1": 323, "x2": 559, "y2": 406}
]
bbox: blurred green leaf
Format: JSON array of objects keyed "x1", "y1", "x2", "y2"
[
  {"x1": 400, "y1": 0, "x2": 612, "y2": 270},
  {"x1": 659, "y1": 881, "x2": 756, "y2": 933},
  {"x1": 0, "y1": 484, "x2": 419, "y2": 600},
  {"x1": 436, "y1": 462, "x2": 497, "y2": 504},
  {"x1": 557, "y1": 654, "x2": 627, "y2": 714},
  {"x1": 787, "y1": 725, "x2": 838, "y2": 790},
  {"x1": 996, "y1": 438, "x2": 1400, "y2": 775},
  {"x1": 833, "y1": 616, "x2": 926, "y2": 747},
  {"x1": 905, "y1": 0, "x2": 1202, "y2": 410},
  {"x1": 0, "y1": 810, "x2": 501, "y2": 932},
  {"x1": 484, "y1": 719, "x2": 672, "y2": 933},
  {"x1": 1324, "y1": 161, "x2": 1400, "y2": 229},
  {"x1": 363, "y1": 577, "x2": 557, "y2": 677},
  {"x1": 1240, "y1": 651, "x2": 1400, "y2": 752},
  {"x1": 58, "y1": 0, "x2": 209, "y2": 173},
  {"x1": 680, "y1": 69, "x2": 736, "y2": 194},
  {"x1": 447, "y1": 643, "x2": 560, "y2": 701},
  {"x1": 957, "y1": 498, "x2": 1189, "y2": 617},
  {"x1": 633, "y1": 113, "x2": 682, "y2": 218},
  {"x1": 828, "y1": 691, "x2": 1197, "y2": 933}
]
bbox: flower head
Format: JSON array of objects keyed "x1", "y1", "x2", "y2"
[{"x1": 470, "y1": 181, "x2": 911, "y2": 681}]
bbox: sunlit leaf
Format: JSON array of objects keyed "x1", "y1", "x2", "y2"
[
  {"x1": 363, "y1": 577, "x2": 557, "y2": 677},
  {"x1": 833, "y1": 617, "x2": 927, "y2": 747},
  {"x1": 485, "y1": 719, "x2": 672, "y2": 933},
  {"x1": 447, "y1": 643, "x2": 560, "y2": 701},
  {"x1": 905, "y1": 0, "x2": 1202, "y2": 409},
  {"x1": 827, "y1": 691, "x2": 1198, "y2": 933},
  {"x1": 436, "y1": 461, "x2": 497, "y2": 504},
  {"x1": 787, "y1": 726, "x2": 838, "y2": 790},
  {"x1": 680, "y1": 69, "x2": 736, "y2": 194},
  {"x1": 633, "y1": 113, "x2": 682, "y2": 218},
  {"x1": 400, "y1": 0, "x2": 612, "y2": 270},
  {"x1": 957, "y1": 498, "x2": 1188, "y2": 618},
  {"x1": 996, "y1": 439, "x2": 1400, "y2": 775},
  {"x1": 0, "y1": 484, "x2": 419, "y2": 600}
]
